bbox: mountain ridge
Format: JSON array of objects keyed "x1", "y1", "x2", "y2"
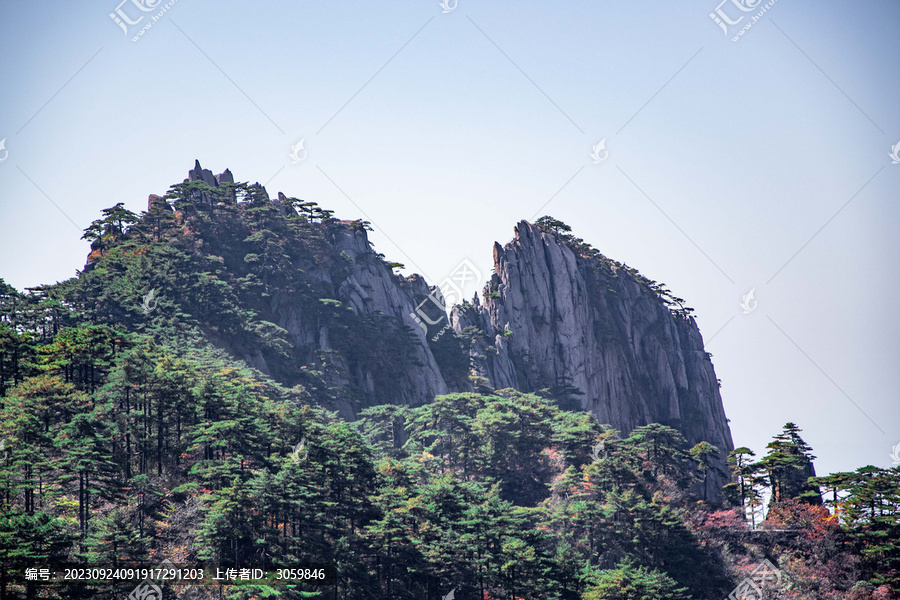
[
  {"x1": 77, "y1": 161, "x2": 733, "y2": 491},
  {"x1": 453, "y1": 219, "x2": 734, "y2": 497}
]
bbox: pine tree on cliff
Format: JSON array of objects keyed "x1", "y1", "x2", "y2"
[
  {"x1": 534, "y1": 215, "x2": 571, "y2": 235},
  {"x1": 81, "y1": 203, "x2": 139, "y2": 245},
  {"x1": 761, "y1": 422, "x2": 822, "y2": 507}
]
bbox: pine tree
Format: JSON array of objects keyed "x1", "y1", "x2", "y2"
[
  {"x1": 624, "y1": 424, "x2": 691, "y2": 484},
  {"x1": 535, "y1": 216, "x2": 573, "y2": 235},
  {"x1": 582, "y1": 560, "x2": 689, "y2": 600},
  {"x1": 724, "y1": 447, "x2": 763, "y2": 523},
  {"x1": 690, "y1": 441, "x2": 721, "y2": 498},
  {"x1": 761, "y1": 422, "x2": 821, "y2": 507}
]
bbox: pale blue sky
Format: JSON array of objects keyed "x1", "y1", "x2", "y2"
[{"x1": 1, "y1": 0, "x2": 898, "y2": 477}]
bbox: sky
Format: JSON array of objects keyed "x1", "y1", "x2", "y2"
[{"x1": 1, "y1": 0, "x2": 898, "y2": 478}]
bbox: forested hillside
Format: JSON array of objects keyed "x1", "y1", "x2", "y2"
[{"x1": 0, "y1": 166, "x2": 898, "y2": 599}]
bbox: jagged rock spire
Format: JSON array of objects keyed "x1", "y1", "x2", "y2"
[
  {"x1": 216, "y1": 168, "x2": 234, "y2": 185},
  {"x1": 452, "y1": 220, "x2": 735, "y2": 500},
  {"x1": 187, "y1": 159, "x2": 218, "y2": 187}
]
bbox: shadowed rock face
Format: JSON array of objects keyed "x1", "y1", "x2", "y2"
[
  {"x1": 251, "y1": 211, "x2": 455, "y2": 416},
  {"x1": 138, "y1": 162, "x2": 457, "y2": 418},
  {"x1": 313, "y1": 223, "x2": 451, "y2": 410},
  {"x1": 453, "y1": 220, "x2": 734, "y2": 496}
]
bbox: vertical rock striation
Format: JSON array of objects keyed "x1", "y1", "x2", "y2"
[
  {"x1": 130, "y1": 163, "x2": 735, "y2": 496},
  {"x1": 452, "y1": 221, "x2": 734, "y2": 495},
  {"x1": 315, "y1": 223, "x2": 450, "y2": 408},
  {"x1": 151, "y1": 162, "x2": 455, "y2": 417}
]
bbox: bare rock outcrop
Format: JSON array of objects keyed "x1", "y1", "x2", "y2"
[
  {"x1": 272, "y1": 220, "x2": 451, "y2": 414},
  {"x1": 453, "y1": 220, "x2": 734, "y2": 496},
  {"x1": 118, "y1": 163, "x2": 736, "y2": 496}
]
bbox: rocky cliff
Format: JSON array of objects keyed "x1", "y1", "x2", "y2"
[
  {"x1": 102, "y1": 164, "x2": 733, "y2": 490},
  {"x1": 192, "y1": 161, "x2": 458, "y2": 414},
  {"x1": 99, "y1": 161, "x2": 461, "y2": 417},
  {"x1": 452, "y1": 220, "x2": 734, "y2": 493},
  {"x1": 293, "y1": 217, "x2": 452, "y2": 410}
]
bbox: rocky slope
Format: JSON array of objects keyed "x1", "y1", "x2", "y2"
[
  {"x1": 452, "y1": 220, "x2": 734, "y2": 493},
  {"x1": 291, "y1": 217, "x2": 452, "y2": 410},
  {"x1": 104, "y1": 162, "x2": 459, "y2": 417},
  {"x1": 100, "y1": 164, "x2": 733, "y2": 488}
]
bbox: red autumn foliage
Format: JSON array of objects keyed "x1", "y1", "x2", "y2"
[{"x1": 763, "y1": 499, "x2": 867, "y2": 600}]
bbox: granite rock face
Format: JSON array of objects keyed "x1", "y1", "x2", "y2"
[
  {"x1": 270, "y1": 220, "x2": 452, "y2": 416},
  {"x1": 215, "y1": 168, "x2": 234, "y2": 185},
  {"x1": 452, "y1": 221, "x2": 734, "y2": 495},
  {"x1": 334, "y1": 226, "x2": 452, "y2": 401},
  {"x1": 184, "y1": 160, "x2": 237, "y2": 204},
  {"x1": 125, "y1": 163, "x2": 735, "y2": 495},
  {"x1": 187, "y1": 159, "x2": 218, "y2": 187},
  {"x1": 136, "y1": 163, "x2": 457, "y2": 417}
]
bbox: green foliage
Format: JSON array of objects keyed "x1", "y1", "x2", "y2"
[
  {"x1": 582, "y1": 560, "x2": 690, "y2": 600},
  {"x1": 724, "y1": 446, "x2": 767, "y2": 526},
  {"x1": 81, "y1": 203, "x2": 139, "y2": 248},
  {"x1": 761, "y1": 422, "x2": 821, "y2": 507},
  {"x1": 810, "y1": 465, "x2": 900, "y2": 589},
  {"x1": 0, "y1": 188, "x2": 893, "y2": 599},
  {"x1": 535, "y1": 216, "x2": 572, "y2": 235},
  {"x1": 0, "y1": 324, "x2": 736, "y2": 599}
]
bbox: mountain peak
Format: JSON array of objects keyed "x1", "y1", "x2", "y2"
[
  {"x1": 187, "y1": 159, "x2": 229, "y2": 188},
  {"x1": 454, "y1": 218, "x2": 734, "y2": 498}
]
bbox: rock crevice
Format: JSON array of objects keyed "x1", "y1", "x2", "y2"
[{"x1": 453, "y1": 221, "x2": 734, "y2": 494}]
